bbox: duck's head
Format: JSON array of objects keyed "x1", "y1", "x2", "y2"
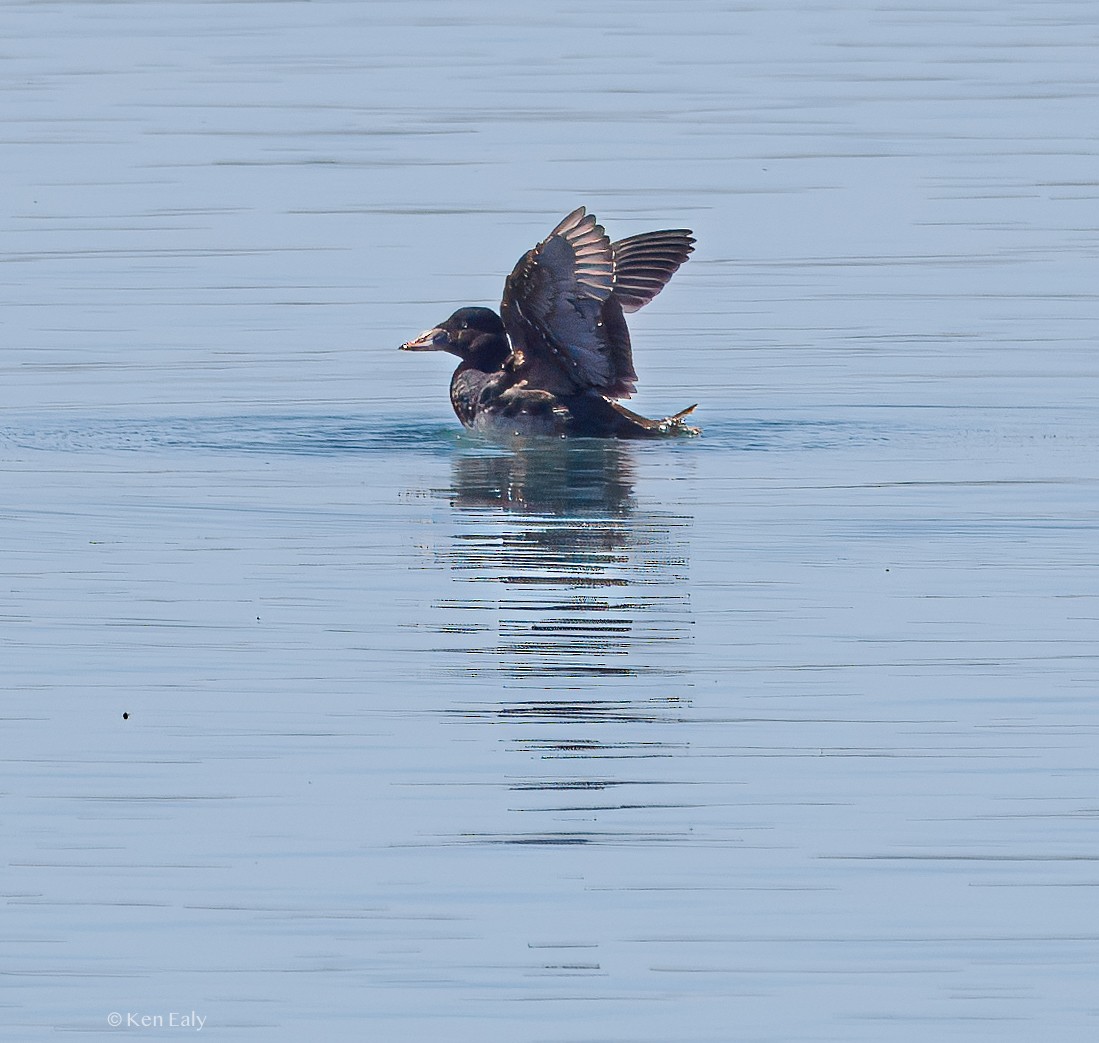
[{"x1": 400, "y1": 307, "x2": 509, "y2": 366}]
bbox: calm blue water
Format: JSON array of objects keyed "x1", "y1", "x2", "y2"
[{"x1": 3, "y1": 1, "x2": 1098, "y2": 1040}]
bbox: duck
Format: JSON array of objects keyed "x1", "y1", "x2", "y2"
[{"x1": 400, "y1": 207, "x2": 699, "y2": 438}]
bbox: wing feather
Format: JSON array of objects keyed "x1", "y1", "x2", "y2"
[
  {"x1": 610, "y1": 229, "x2": 695, "y2": 313},
  {"x1": 500, "y1": 209, "x2": 694, "y2": 398},
  {"x1": 501, "y1": 207, "x2": 621, "y2": 395}
]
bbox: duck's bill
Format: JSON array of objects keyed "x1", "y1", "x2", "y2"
[{"x1": 400, "y1": 327, "x2": 449, "y2": 351}]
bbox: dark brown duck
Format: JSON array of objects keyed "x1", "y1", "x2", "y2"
[{"x1": 400, "y1": 207, "x2": 699, "y2": 438}]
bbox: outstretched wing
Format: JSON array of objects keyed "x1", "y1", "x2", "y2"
[
  {"x1": 611, "y1": 229, "x2": 695, "y2": 313},
  {"x1": 501, "y1": 208, "x2": 695, "y2": 400},
  {"x1": 502, "y1": 207, "x2": 637, "y2": 398}
]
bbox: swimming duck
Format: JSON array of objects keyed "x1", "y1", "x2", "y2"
[{"x1": 400, "y1": 207, "x2": 699, "y2": 438}]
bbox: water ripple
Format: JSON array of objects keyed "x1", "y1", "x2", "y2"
[
  {"x1": 0, "y1": 413, "x2": 460, "y2": 456},
  {"x1": 0, "y1": 412, "x2": 873, "y2": 457}
]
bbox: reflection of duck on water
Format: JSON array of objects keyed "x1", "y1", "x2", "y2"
[
  {"x1": 401, "y1": 207, "x2": 699, "y2": 438},
  {"x1": 436, "y1": 443, "x2": 692, "y2": 683},
  {"x1": 422, "y1": 425, "x2": 696, "y2": 846},
  {"x1": 448, "y1": 441, "x2": 637, "y2": 515}
]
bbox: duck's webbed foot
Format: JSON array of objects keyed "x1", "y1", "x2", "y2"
[
  {"x1": 654, "y1": 404, "x2": 702, "y2": 437},
  {"x1": 606, "y1": 400, "x2": 701, "y2": 438}
]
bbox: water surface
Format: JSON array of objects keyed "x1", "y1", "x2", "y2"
[{"x1": 3, "y1": 1, "x2": 1098, "y2": 1039}]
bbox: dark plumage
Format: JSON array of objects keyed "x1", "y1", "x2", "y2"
[{"x1": 400, "y1": 207, "x2": 699, "y2": 438}]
